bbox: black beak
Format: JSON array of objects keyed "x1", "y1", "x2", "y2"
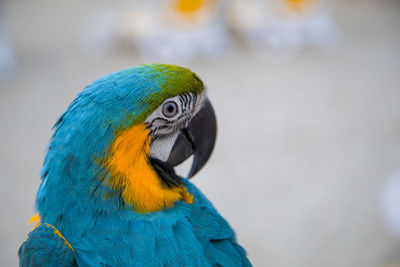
[{"x1": 166, "y1": 98, "x2": 217, "y2": 178}]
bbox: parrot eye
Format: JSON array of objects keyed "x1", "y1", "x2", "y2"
[{"x1": 162, "y1": 101, "x2": 179, "y2": 118}]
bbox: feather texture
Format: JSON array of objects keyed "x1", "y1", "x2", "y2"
[
  {"x1": 19, "y1": 64, "x2": 251, "y2": 266},
  {"x1": 20, "y1": 180, "x2": 250, "y2": 266},
  {"x1": 18, "y1": 224, "x2": 77, "y2": 267}
]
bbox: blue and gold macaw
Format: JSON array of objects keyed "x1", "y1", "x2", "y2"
[{"x1": 19, "y1": 64, "x2": 251, "y2": 266}]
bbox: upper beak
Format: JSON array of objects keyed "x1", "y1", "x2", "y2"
[{"x1": 166, "y1": 98, "x2": 217, "y2": 178}]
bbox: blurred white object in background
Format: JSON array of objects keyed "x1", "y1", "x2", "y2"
[
  {"x1": 227, "y1": 0, "x2": 338, "y2": 50},
  {"x1": 79, "y1": 0, "x2": 230, "y2": 63},
  {"x1": 0, "y1": 18, "x2": 16, "y2": 79},
  {"x1": 381, "y1": 170, "x2": 400, "y2": 238},
  {"x1": 127, "y1": 0, "x2": 230, "y2": 63},
  {"x1": 79, "y1": 0, "x2": 339, "y2": 62}
]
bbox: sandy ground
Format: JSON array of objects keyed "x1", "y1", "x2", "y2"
[{"x1": 1, "y1": 0, "x2": 400, "y2": 266}]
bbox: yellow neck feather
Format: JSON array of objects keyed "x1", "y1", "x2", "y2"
[{"x1": 102, "y1": 124, "x2": 192, "y2": 213}]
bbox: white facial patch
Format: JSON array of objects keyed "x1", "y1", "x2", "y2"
[{"x1": 145, "y1": 92, "x2": 205, "y2": 162}]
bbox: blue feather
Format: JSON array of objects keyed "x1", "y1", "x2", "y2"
[
  {"x1": 19, "y1": 65, "x2": 251, "y2": 266},
  {"x1": 18, "y1": 224, "x2": 76, "y2": 267}
]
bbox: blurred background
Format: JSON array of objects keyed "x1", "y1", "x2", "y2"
[{"x1": 1, "y1": 0, "x2": 400, "y2": 266}]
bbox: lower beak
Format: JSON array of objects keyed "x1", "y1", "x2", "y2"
[{"x1": 166, "y1": 98, "x2": 217, "y2": 178}]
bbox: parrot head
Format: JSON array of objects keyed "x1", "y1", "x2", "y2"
[{"x1": 37, "y1": 64, "x2": 216, "y2": 216}]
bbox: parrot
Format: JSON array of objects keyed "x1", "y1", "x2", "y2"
[{"x1": 18, "y1": 64, "x2": 251, "y2": 267}]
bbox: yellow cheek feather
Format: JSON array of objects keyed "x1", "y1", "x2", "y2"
[{"x1": 102, "y1": 124, "x2": 193, "y2": 213}]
